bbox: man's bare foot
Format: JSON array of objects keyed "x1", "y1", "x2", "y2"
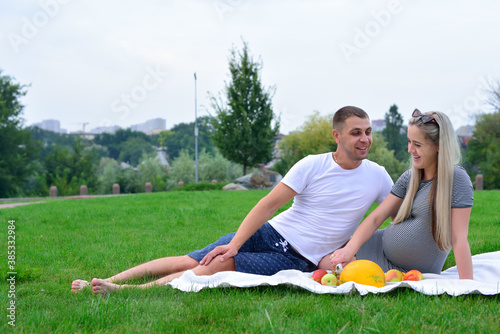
[
  {"x1": 71, "y1": 279, "x2": 91, "y2": 293},
  {"x1": 92, "y1": 278, "x2": 123, "y2": 295}
]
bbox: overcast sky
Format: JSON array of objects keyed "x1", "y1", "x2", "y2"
[{"x1": 1, "y1": 0, "x2": 499, "y2": 134}]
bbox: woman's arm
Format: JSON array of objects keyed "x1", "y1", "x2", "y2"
[
  {"x1": 329, "y1": 194, "x2": 403, "y2": 269},
  {"x1": 200, "y1": 182, "x2": 297, "y2": 265},
  {"x1": 451, "y1": 207, "x2": 473, "y2": 279}
]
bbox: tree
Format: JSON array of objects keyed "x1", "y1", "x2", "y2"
[
  {"x1": 198, "y1": 150, "x2": 242, "y2": 183},
  {"x1": 368, "y1": 132, "x2": 409, "y2": 182},
  {"x1": 166, "y1": 149, "x2": 243, "y2": 188},
  {"x1": 168, "y1": 150, "x2": 196, "y2": 187},
  {"x1": 43, "y1": 139, "x2": 100, "y2": 195},
  {"x1": 118, "y1": 136, "x2": 154, "y2": 166},
  {"x1": 137, "y1": 153, "x2": 168, "y2": 192},
  {"x1": 157, "y1": 116, "x2": 215, "y2": 159},
  {"x1": 116, "y1": 167, "x2": 143, "y2": 193},
  {"x1": 382, "y1": 104, "x2": 407, "y2": 162},
  {"x1": 96, "y1": 157, "x2": 123, "y2": 194},
  {"x1": 94, "y1": 128, "x2": 152, "y2": 161},
  {"x1": 464, "y1": 82, "x2": 500, "y2": 189},
  {"x1": 0, "y1": 70, "x2": 40, "y2": 197},
  {"x1": 30, "y1": 126, "x2": 76, "y2": 152},
  {"x1": 273, "y1": 111, "x2": 407, "y2": 181},
  {"x1": 486, "y1": 80, "x2": 500, "y2": 111},
  {"x1": 273, "y1": 111, "x2": 337, "y2": 176},
  {"x1": 466, "y1": 110, "x2": 500, "y2": 189},
  {"x1": 211, "y1": 41, "x2": 280, "y2": 175}
]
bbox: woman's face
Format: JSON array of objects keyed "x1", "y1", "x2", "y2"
[{"x1": 407, "y1": 124, "x2": 439, "y2": 179}]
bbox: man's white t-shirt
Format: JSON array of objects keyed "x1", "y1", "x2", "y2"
[{"x1": 268, "y1": 153, "x2": 393, "y2": 265}]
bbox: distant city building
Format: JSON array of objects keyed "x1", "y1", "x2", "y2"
[
  {"x1": 130, "y1": 118, "x2": 166, "y2": 135},
  {"x1": 91, "y1": 125, "x2": 121, "y2": 134},
  {"x1": 456, "y1": 125, "x2": 475, "y2": 148},
  {"x1": 33, "y1": 119, "x2": 67, "y2": 133},
  {"x1": 371, "y1": 119, "x2": 386, "y2": 132},
  {"x1": 33, "y1": 117, "x2": 168, "y2": 136}
]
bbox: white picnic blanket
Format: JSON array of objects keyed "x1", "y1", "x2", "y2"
[{"x1": 168, "y1": 251, "x2": 500, "y2": 296}]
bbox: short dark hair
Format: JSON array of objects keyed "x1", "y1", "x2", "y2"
[{"x1": 332, "y1": 106, "x2": 369, "y2": 131}]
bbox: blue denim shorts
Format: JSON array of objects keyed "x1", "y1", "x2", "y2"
[{"x1": 188, "y1": 223, "x2": 316, "y2": 275}]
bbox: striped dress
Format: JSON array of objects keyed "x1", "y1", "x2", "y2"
[{"x1": 356, "y1": 166, "x2": 474, "y2": 273}]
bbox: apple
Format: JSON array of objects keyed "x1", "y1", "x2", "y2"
[
  {"x1": 403, "y1": 269, "x2": 424, "y2": 281},
  {"x1": 321, "y1": 273, "x2": 337, "y2": 286},
  {"x1": 385, "y1": 269, "x2": 404, "y2": 282},
  {"x1": 311, "y1": 269, "x2": 328, "y2": 283}
]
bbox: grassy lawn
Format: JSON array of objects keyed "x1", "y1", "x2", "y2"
[{"x1": 1, "y1": 190, "x2": 499, "y2": 333}]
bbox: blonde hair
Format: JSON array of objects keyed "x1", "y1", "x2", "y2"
[{"x1": 393, "y1": 111, "x2": 461, "y2": 251}]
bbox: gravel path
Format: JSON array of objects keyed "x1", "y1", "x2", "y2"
[
  {"x1": 0, "y1": 194, "x2": 122, "y2": 209},
  {"x1": 0, "y1": 201, "x2": 45, "y2": 209}
]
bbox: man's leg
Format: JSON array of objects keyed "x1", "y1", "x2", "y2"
[
  {"x1": 106, "y1": 255, "x2": 199, "y2": 282},
  {"x1": 317, "y1": 252, "x2": 355, "y2": 271},
  {"x1": 71, "y1": 255, "x2": 199, "y2": 292},
  {"x1": 91, "y1": 255, "x2": 236, "y2": 294}
]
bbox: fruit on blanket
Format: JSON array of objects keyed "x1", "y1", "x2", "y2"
[
  {"x1": 338, "y1": 260, "x2": 386, "y2": 287},
  {"x1": 403, "y1": 269, "x2": 424, "y2": 281},
  {"x1": 321, "y1": 273, "x2": 337, "y2": 286},
  {"x1": 311, "y1": 269, "x2": 328, "y2": 283},
  {"x1": 385, "y1": 269, "x2": 404, "y2": 282}
]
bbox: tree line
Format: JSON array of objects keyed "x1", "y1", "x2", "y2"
[
  {"x1": 12, "y1": 123, "x2": 243, "y2": 197},
  {"x1": 1, "y1": 43, "x2": 499, "y2": 198},
  {"x1": 0, "y1": 41, "x2": 278, "y2": 197}
]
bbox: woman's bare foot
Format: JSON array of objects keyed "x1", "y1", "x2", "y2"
[
  {"x1": 92, "y1": 278, "x2": 124, "y2": 295},
  {"x1": 71, "y1": 279, "x2": 91, "y2": 293}
]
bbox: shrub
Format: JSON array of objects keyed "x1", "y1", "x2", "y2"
[
  {"x1": 168, "y1": 149, "x2": 243, "y2": 189},
  {"x1": 97, "y1": 158, "x2": 122, "y2": 194},
  {"x1": 116, "y1": 168, "x2": 143, "y2": 193},
  {"x1": 137, "y1": 154, "x2": 169, "y2": 191},
  {"x1": 173, "y1": 182, "x2": 229, "y2": 191}
]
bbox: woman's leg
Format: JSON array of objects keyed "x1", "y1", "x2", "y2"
[
  {"x1": 91, "y1": 255, "x2": 236, "y2": 294},
  {"x1": 71, "y1": 255, "x2": 199, "y2": 292}
]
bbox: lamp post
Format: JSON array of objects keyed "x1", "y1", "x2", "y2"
[{"x1": 194, "y1": 72, "x2": 199, "y2": 183}]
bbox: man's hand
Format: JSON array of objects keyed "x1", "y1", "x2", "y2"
[
  {"x1": 200, "y1": 244, "x2": 238, "y2": 266},
  {"x1": 329, "y1": 247, "x2": 355, "y2": 270}
]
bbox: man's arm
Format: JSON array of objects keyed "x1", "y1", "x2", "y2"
[{"x1": 200, "y1": 182, "x2": 298, "y2": 265}]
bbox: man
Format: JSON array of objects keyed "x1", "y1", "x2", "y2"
[{"x1": 72, "y1": 106, "x2": 393, "y2": 294}]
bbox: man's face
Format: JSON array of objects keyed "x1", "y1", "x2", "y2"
[{"x1": 334, "y1": 117, "x2": 372, "y2": 161}]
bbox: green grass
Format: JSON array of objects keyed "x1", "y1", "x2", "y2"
[{"x1": 0, "y1": 190, "x2": 499, "y2": 333}]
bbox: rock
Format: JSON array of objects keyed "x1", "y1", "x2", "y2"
[
  {"x1": 235, "y1": 171, "x2": 282, "y2": 189},
  {"x1": 222, "y1": 183, "x2": 248, "y2": 191}
]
